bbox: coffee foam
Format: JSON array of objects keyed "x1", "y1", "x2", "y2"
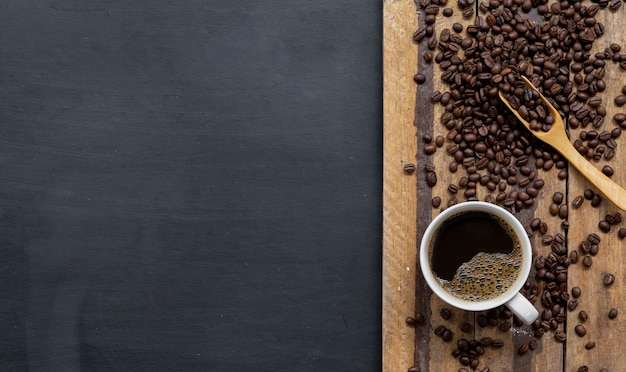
[{"x1": 437, "y1": 247, "x2": 522, "y2": 302}]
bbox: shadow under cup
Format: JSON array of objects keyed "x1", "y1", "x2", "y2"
[{"x1": 419, "y1": 202, "x2": 538, "y2": 324}]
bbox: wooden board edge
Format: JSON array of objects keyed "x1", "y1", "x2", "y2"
[{"x1": 382, "y1": 1, "x2": 419, "y2": 371}]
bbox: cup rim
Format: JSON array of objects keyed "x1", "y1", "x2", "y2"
[{"x1": 419, "y1": 201, "x2": 533, "y2": 311}]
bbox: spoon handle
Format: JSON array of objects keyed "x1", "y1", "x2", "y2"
[{"x1": 552, "y1": 140, "x2": 626, "y2": 211}]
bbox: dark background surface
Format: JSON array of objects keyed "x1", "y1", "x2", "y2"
[{"x1": 0, "y1": 1, "x2": 382, "y2": 371}]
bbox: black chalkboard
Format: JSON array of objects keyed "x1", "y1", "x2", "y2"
[{"x1": 0, "y1": 1, "x2": 382, "y2": 370}]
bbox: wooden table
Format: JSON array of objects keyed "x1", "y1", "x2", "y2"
[{"x1": 383, "y1": 0, "x2": 626, "y2": 371}]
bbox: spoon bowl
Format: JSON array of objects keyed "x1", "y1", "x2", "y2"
[{"x1": 499, "y1": 76, "x2": 626, "y2": 211}]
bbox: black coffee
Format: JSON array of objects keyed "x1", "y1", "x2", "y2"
[{"x1": 429, "y1": 211, "x2": 522, "y2": 302}]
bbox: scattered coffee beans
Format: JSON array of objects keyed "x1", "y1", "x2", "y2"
[
  {"x1": 572, "y1": 196, "x2": 584, "y2": 208},
  {"x1": 604, "y1": 273, "x2": 616, "y2": 286},
  {"x1": 517, "y1": 343, "x2": 529, "y2": 355},
  {"x1": 599, "y1": 220, "x2": 611, "y2": 232},
  {"x1": 554, "y1": 330, "x2": 566, "y2": 343},
  {"x1": 609, "y1": 308, "x2": 618, "y2": 319},
  {"x1": 414, "y1": 73, "x2": 426, "y2": 85},
  {"x1": 432, "y1": 196, "x2": 442, "y2": 208},
  {"x1": 440, "y1": 307, "x2": 452, "y2": 320}
]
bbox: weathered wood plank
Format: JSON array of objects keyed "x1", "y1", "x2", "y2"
[
  {"x1": 382, "y1": 1, "x2": 420, "y2": 371},
  {"x1": 566, "y1": 4, "x2": 626, "y2": 371}
]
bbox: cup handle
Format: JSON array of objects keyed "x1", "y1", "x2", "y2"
[{"x1": 505, "y1": 292, "x2": 539, "y2": 325}]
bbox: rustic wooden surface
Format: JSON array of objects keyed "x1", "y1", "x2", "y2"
[
  {"x1": 383, "y1": 0, "x2": 626, "y2": 371},
  {"x1": 382, "y1": 1, "x2": 419, "y2": 371}
]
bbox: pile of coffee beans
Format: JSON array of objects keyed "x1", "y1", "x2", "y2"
[
  {"x1": 404, "y1": 0, "x2": 626, "y2": 369},
  {"x1": 411, "y1": 0, "x2": 626, "y2": 213}
]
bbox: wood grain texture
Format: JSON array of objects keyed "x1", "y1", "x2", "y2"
[
  {"x1": 383, "y1": 1, "x2": 419, "y2": 371},
  {"x1": 383, "y1": 0, "x2": 626, "y2": 371},
  {"x1": 566, "y1": 5, "x2": 626, "y2": 371}
]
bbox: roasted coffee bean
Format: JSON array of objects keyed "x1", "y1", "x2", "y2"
[
  {"x1": 609, "y1": 308, "x2": 618, "y2": 319},
  {"x1": 459, "y1": 356, "x2": 471, "y2": 366},
  {"x1": 530, "y1": 218, "x2": 541, "y2": 230},
  {"x1": 479, "y1": 336, "x2": 492, "y2": 347},
  {"x1": 558, "y1": 204, "x2": 568, "y2": 219},
  {"x1": 572, "y1": 287, "x2": 582, "y2": 298},
  {"x1": 460, "y1": 322, "x2": 472, "y2": 333},
  {"x1": 424, "y1": 143, "x2": 437, "y2": 155},
  {"x1": 584, "y1": 189, "x2": 595, "y2": 200},
  {"x1": 403, "y1": 163, "x2": 416, "y2": 174},
  {"x1": 406, "y1": 317, "x2": 417, "y2": 326},
  {"x1": 614, "y1": 212, "x2": 622, "y2": 224},
  {"x1": 579, "y1": 310, "x2": 589, "y2": 322},
  {"x1": 423, "y1": 50, "x2": 433, "y2": 63},
  {"x1": 517, "y1": 343, "x2": 529, "y2": 355},
  {"x1": 457, "y1": 338, "x2": 469, "y2": 352},
  {"x1": 572, "y1": 195, "x2": 584, "y2": 208},
  {"x1": 577, "y1": 366, "x2": 589, "y2": 372},
  {"x1": 604, "y1": 273, "x2": 616, "y2": 286},
  {"x1": 580, "y1": 241, "x2": 591, "y2": 254},
  {"x1": 602, "y1": 165, "x2": 614, "y2": 177},
  {"x1": 440, "y1": 307, "x2": 452, "y2": 320},
  {"x1": 599, "y1": 220, "x2": 611, "y2": 232},
  {"x1": 477, "y1": 314, "x2": 488, "y2": 328},
  {"x1": 585, "y1": 341, "x2": 596, "y2": 350},
  {"x1": 605, "y1": 213, "x2": 617, "y2": 224},
  {"x1": 414, "y1": 73, "x2": 426, "y2": 84},
  {"x1": 619, "y1": 227, "x2": 626, "y2": 239},
  {"x1": 587, "y1": 233, "x2": 601, "y2": 245},
  {"x1": 442, "y1": 329, "x2": 453, "y2": 342},
  {"x1": 408, "y1": 366, "x2": 420, "y2": 372},
  {"x1": 615, "y1": 95, "x2": 626, "y2": 106},
  {"x1": 426, "y1": 171, "x2": 437, "y2": 187},
  {"x1": 435, "y1": 135, "x2": 444, "y2": 147},
  {"x1": 434, "y1": 325, "x2": 446, "y2": 336},
  {"x1": 570, "y1": 250, "x2": 579, "y2": 264},
  {"x1": 549, "y1": 203, "x2": 559, "y2": 216},
  {"x1": 528, "y1": 339, "x2": 537, "y2": 351},
  {"x1": 568, "y1": 299, "x2": 579, "y2": 311},
  {"x1": 432, "y1": 196, "x2": 442, "y2": 208},
  {"x1": 553, "y1": 192, "x2": 564, "y2": 204},
  {"x1": 575, "y1": 324, "x2": 587, "y2": 337},
  {"x1": 491, "y1": 339, "x2": 504, "y2": 348},
  {"x1": 554, "y1": 330, "x2": 566, "y2": 342},
  {"x1": 583, "y1": 255, "x2": 593, "y2": 268},
  {"x1": 442, "y1": 7, "x2": 453, "y2": 16}
]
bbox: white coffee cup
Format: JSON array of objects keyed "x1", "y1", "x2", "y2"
[{"x1": 419, "y1": 201, "x2": 539, "y2": 324}]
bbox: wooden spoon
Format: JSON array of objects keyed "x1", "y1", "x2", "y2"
[{"x1": 499, "y1": 76, "x2": 626, "y2": 211}]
